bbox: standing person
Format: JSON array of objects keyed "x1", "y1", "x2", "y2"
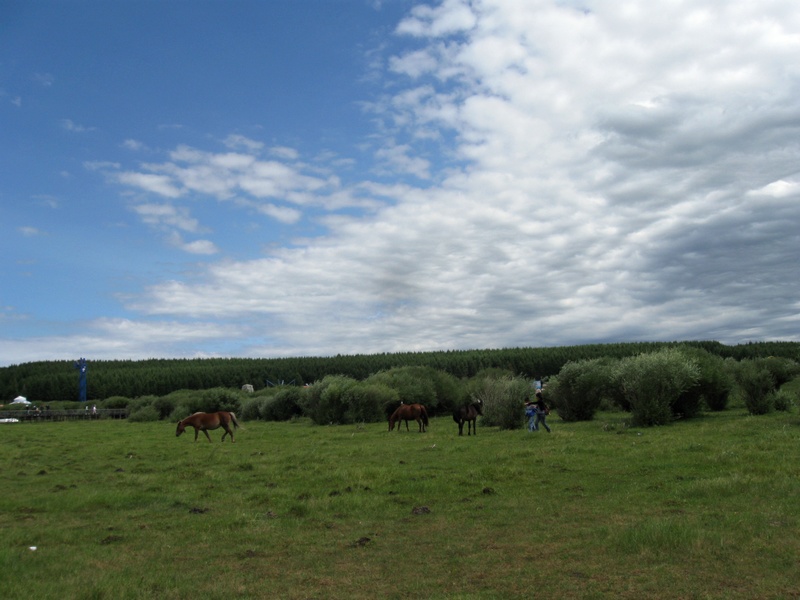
[
  {"x1": 534, "y1": 390, "x2": 551, "y2": 433},
  {"x1": 533, "y1": 391, "x2": 551, "y2": 433},
  {"x1": 524, "y1": 399, "x2": 538, "y2": 432}
]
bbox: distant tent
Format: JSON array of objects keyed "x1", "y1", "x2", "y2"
[{"x1": 11, "y1": 396, "x2": 30, "y2": 405}]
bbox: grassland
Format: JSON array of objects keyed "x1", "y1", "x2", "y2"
[{"x1": 1, "y1": 408, "x2": 798, "y2": 599}]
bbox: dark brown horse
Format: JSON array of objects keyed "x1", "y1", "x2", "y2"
[
  {"x1": 453, "y1": 400, "x2": 483, "y2": 436},
  {"x1": 389, "y1": 403, "x2": 429, "y2": 432},
  {"x1": 176, "y1": 411, "x2": 240, "y2": 443}
]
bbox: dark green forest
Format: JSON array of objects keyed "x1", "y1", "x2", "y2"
[{"x1": 3, "y1": 341, "x2": 799, "y2": 404}]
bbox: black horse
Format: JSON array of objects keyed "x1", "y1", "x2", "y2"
[{"x1": 453, "y1": 400, "x2": 483, "y2": 436}]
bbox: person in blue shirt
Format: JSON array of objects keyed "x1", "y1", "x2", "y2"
[{"x1": 525, "y1": 399, "x2": 538, "y2": 431}]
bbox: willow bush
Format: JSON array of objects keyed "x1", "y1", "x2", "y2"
[
  {"x1": 617, "y1": 348, "x2": 700, "y2": 426},
  {"x1": 473, "y1": 376, "x2": 530, "y2": 430},
  {"x1": 734, "y1": 360, "x2": 775, "y2": 415},
  {"x1": 547, "y1": 358, "x2": 616, "y2": 421}
]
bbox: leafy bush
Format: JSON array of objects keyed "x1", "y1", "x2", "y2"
[
  {"x1": 426, "y1": 369, "x2": 466, "y2": 415},
  {"x1": 772, "y1": 389, "x2": 794, "y2": 412},
  {"x1": 260, "y1": 387, "x2": 304, "y2": 421},
  {"x1": 127, "y1": 404, "x2": 159, "y2": 422},
  {"x1": 101, "y1": 396, "x2": 131, "y2": 409},
  {"x1": 239, "y1": 396, "x2": 266, "y2": 421},
  {"x1": 344, "y1": 383, "x2": 398, "y2": 424},
  {"x1": 365, "y1": 368, "x2": 437, "y2": 410},
  {"x1": 299, "y1": 375, "x2": 359, "y2": 425},
  {"x1": 734, "y1": 360, "x2": 775, "y2": 415},
  {"x1": 548, "y1": 358, "x2": 615, "y2": 421},
  {"x1": 617, "y1": 349, "x2": 699, "y2": 426},
  {"x1": 201, "y1": 388, "x2": 242, "y2": 413},
  {"x1": 152, "y1": 396, "x2": 177, "y2": 420},
  {"x1": 473, "y1": 376, "x2": 529, "y2": 430},
  {"x1": 672, "y1": 347, "x2": 732, "y2": 416},
  {"x1": 759, "y1": 357, "x2": 800, "y2": 388}
]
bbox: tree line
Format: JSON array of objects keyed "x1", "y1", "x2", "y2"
[{"x1": 2, "y1": 340, "x2": 798, "y2": 404}]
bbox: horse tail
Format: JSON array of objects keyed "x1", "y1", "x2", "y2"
[
  {"x1": 229, "y1": 412, "x2": 240, "y2": 429},
  {"x1": 421, "y1": 405, "x2": 429, "y2": 426}
]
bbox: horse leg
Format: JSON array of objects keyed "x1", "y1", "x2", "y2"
[
  {"x1": 221, "y1": 424, "x2": 234, "y2": 442},
  {"x1": 404, "y1": 419, "x2": 410, "y2": 431},
  {"x1": 202, "y1": 429, "x2": 213, "y2": 443},
  {"x1": 194, "y1": 427, "x2": 200, "y2": 442},
  {"x1": 458, "y1": 420, "x2": 464, "y2": 435}
]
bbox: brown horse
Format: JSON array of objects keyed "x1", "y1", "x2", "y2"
[
  {"x1": 389, "y1": 403, "x2": 429, "y2": 432},
  {"x1": 176, "y1": 411, "x2": 240, "y2": 442},
  {"x1": 453, "y1": 400, "x2": 483, "y2": 436}
]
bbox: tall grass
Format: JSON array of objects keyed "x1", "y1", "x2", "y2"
[{"x1": 1, "y1": 409, "x2": 799, "y2": 599}]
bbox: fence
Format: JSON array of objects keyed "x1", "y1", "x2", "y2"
[{"x1": 0, "y1": 409, "x2": 128, "y2": 422}]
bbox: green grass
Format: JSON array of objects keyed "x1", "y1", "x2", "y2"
[{"x1": 1, "y1": 409, "x2": 799, "y2": 599}]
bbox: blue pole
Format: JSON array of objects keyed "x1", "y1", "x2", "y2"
[{"x1": 74, "y1": 358, "x2": 87, "y2": 402}]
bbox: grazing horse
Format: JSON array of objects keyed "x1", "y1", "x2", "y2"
[
  {"x1": 453, "y1": 400, "x2": 483, "y2": 436},
  {"x1": 176, "y1": 411, "x2": 240, "y2": 443},
  {"x1": 389, "y1": 403, "x2": 429, "y2": 432}
]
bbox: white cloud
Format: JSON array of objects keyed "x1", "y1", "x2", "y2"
[
  {"x1": 224, "y1": 134, "x2": 264, "y2": 152},
  {"x1": 254, "y1": 203, "x2": 303, "y2": 224},
  {"x1": 18, "y1": 226, "x2": 45, "y2": 237},
  {"x1": 33, "y1": 72, "x2": 54, "y2": 86},
  {"x1": 60, "y1": 119, "x2": 95, "y2": 133},
  {"x1": 374, "y1": 140, "x2": 431, "y2": 179},
  {"x1": 117, "y1": 171, "x2": 184, "y2": 198},
  {"x1": 748, "y1": 179, "x2": 800, "y2": 198},
  {"x1": 132, "y1": 203, "x2": 202, "y2": 233},
  {"x1": 396, "y1": 0, "x2": 477, "y2": 37},
  {"x1": 0, "y1": 318, "x2": 240, "y2": 365},
  {"x1": 269, "y1": 146, "x2": 300, "y2": 160},
  {"x1": 122, "y1": 139, "x2": 146, "y2": 151},
  {"x1": 167, "y1": 232, "x2": 219, "y2": 255}
]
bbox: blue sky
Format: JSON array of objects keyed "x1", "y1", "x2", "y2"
[{"x1": 2, "y1": 0, "x2": 800, "y2": 367}]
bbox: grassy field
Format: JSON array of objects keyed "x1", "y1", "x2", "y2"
[{"x1": 1, "y1": 408, "x2": 798, "y2": 599}]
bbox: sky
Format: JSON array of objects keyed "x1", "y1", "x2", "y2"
[{"x1": 2, "y1": 0, "x2": 800, "y2": 368}]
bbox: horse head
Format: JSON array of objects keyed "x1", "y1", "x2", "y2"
[
  {"x1": 176, "y1": 420, "x2": 186, "y2": 437},
  {"x1": 473, "y1": 399, "x2": 484, "y2": 415}
]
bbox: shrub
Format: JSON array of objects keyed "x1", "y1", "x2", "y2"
[
  {"x1": 260, "y1": 387, "x2": 304, "y2": 421},
  {"x1": 127, "y1": 404, "x2": 159, "y2": 422},
  {"x1": 673, "y1": 347, "x2": 732, "y2": 416},
  {"x1": 239, "y1": 396, "x2": 265, "y2": 421},
  {"x1": 548, "y1": 358, "x2": 614, "y2": 422},
  {"x1": 344, "y1": 383, "x2": 398, "y2": 424},
  {"x1": 201, "y1": 388, "x2": 242, "y2": 413},
  {"x1": 759, "y1": 357, "x2": 800, "y2": 388},
  {"x1": 299, "y1": 375, "x2": 359, "y2": 425},
  {"x1": 734, "y1": 360, "x2": 775, "y2": 415},
  {"x1": 152, "y1": 396, "x2": 177, "y2": 420},
  {"x1": 772, "y1": 389, "x2": 794, "y2": 412},
  {"x1": 427, "y1": 369, "x2": 466, "y2": 415},
  {"x1": 365, "y1": 368, "x2": 437, "y2": 410},
  {"x1": 617, "y1": 349, "x2": 699, "y2": 426},
  {"x1": 474, "y1": 376, "x2": 530, "y2": 430},
  {"x1": 101, "y1": 396, "x2": 131, "y2": 409}
]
